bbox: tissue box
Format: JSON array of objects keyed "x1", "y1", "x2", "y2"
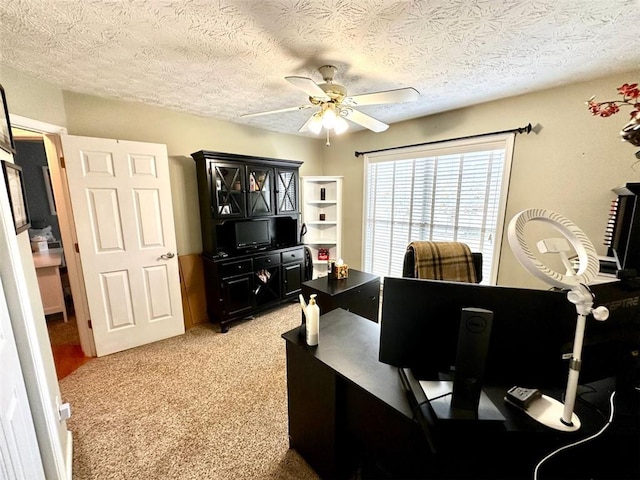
[
  {"x1": 329, "y1": 263, "x2": 349, "y2": 279},
  {"x1": 31, "y1": 241, "x2": 48, "y2": 252}
]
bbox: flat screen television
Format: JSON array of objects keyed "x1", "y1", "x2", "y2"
[
  {"x1": 234, "y1": 219, "x2": 271, "y2": 250},
  {"x1": 379, "y1": 277, "x2": 577, "y2": 387}
]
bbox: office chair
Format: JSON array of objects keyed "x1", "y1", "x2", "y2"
[{"x1": 402, "y1": 241, "x2": 483, "y2": 283}]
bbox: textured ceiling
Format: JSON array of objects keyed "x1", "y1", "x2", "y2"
[{"x1": 1, "y1": 0, "x2": 639, "y2": 137}]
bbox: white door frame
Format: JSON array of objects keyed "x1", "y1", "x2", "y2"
[
  {"x1": 11, "y1": 114, "x2": 96, "y2": 357},
  {"x1": 5, "y1": 114, "x2": 76, "y2": 479}
]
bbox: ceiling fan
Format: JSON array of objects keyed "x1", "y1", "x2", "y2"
[{"x1": 241, "y1": 65, "x2": 420, "y2": 145}]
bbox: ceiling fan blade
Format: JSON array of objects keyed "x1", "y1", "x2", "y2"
[
  {"x1": 298, "y1": 113, "x2": 317, "y2": 133},
  {"x1": 345, "y1": 87, "x2": 419, "y2": 106},
  {"x1": 342, "y1": 108, "x2": 389, "y2": 133},
  {"x1": 285, "y1": 76, "x2": 330, "y2": 101},
  {"x1": 240, "y1": 105, "x2": 311, "y2": 118}
]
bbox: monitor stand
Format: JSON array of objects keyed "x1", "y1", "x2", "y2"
[{"x1": 419, "y1": 380, "x2": 505, "y2": 422}]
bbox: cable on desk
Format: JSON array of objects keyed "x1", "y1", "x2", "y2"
[
  {"x1": 416, "y1": 391, "x2": 452, "y2": 410},
  {"x1": 562, "y1": 383, "x2": 608, "y2": 421},
  {"x1": 577, "y1": 390, "x2": 609, "y2": 422},
  {"x1": 532, "y1": 390, "x2": 616, "y2": 480}
]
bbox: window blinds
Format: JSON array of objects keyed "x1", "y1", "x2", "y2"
[{"x1": 363, "y1": 134, "x2": 514, "y2": 283}]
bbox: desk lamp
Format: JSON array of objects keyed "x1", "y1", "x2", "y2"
[{"x1": 507, "y1": 209, "x2": 609, "y2": 431}]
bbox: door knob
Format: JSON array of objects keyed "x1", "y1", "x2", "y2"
[{"x1": 158, "y1": 252, "x2": 175, "y2": 260}]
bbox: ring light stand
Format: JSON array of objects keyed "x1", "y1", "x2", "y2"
[{"x1": 507, "y1": 209, "x2": 609, "y2": 432}]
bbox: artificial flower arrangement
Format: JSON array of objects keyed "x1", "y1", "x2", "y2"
[{"x1": 587, "y1": 83, "x2": 640, "y2": 148}]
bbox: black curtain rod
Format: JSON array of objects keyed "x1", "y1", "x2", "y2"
[{"x1": 354, "y1": 123, "x2": 532, "y2": 157}]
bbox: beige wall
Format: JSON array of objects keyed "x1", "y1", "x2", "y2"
[
  {"x1": 62, "y1": 92, "x2": 324, "y2": 254},
  {"x1": 3, "y1": 65, "x2": 639, "y2": 285},
  {"x1": 0, "y1": 65, "x2": 68, "y2": 128},
  {"x1": 323, "y1": 70, "x2": 640, "y2": 289},
  {"x1": 0, "y1": 66, "x2": 324, "y2": 255}
]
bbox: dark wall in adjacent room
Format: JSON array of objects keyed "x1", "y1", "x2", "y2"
[{"x1": 14, "y1": 139, "x2": 61, "y2": 243}]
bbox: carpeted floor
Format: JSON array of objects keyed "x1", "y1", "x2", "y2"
[
  {"x1": 47, "y1": 311, "x2": 81, "y2": 345},
  {"x1": 59, "y1": 303, "x2": 319, "y2": 480}
]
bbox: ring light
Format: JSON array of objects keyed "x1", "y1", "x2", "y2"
[
  {"x1": 508, "y1": 208, "x2": 600, "y2": 289},
  {"x1": 507, "y1": 209, "x2": 608, "y2": 432}
]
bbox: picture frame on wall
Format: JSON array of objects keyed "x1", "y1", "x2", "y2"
[
  {"x1": 2, "y1": 161, "x2": 31, "y2": 233},
  {"x1": 42, "y1": 166, "x2": 57, "y2": 215},
  {"x1": 0, "y1": 84, "x2": 15, "y2": 154}
]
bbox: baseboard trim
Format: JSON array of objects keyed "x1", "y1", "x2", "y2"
[{"x1": 65, "y1": 431, "x2": 73, "y2": 480}]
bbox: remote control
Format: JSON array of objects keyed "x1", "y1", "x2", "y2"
[{"x1": 505, "y1": 386, "x2": 542, "y2": 409}]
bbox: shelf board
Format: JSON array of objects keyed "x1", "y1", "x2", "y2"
[
  {"x1": 305, "y1": 240, "x2": 337, "y2": 245},
  {"x1": 306, "y1": 221, "x2": 337, "y2": 225},
  {"x1": 305, "y1": 200, "x2": 337, "y2": 205}
]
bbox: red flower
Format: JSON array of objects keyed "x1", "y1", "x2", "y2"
[
  {"x1": 618, "y1": 83, "x2": 640, "y2": 99},
  {"x1": 587, "y1": 82, "x2": 640, "y2": 119}
]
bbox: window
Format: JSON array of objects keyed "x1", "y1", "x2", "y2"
[{"x1": 363, "y1": 134, "x2": 514, "y2": 283}]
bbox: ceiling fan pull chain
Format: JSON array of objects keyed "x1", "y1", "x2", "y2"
[{"x1": 326, "y1": 129, "x2": 331, "y2": 147}]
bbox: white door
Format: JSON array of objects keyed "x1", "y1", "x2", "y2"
[
  {"x1": 61, "y1": 135, "x2": 184, "y2": 356},
  {"x1": 0, "y1": 274, "x2": 46, "y2": 479}
]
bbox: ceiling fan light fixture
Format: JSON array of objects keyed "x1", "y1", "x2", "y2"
[
  {"x1": 333, "y1": 116, "x2": 349, "y2": 135},
  {"x1": 308, "y1": 113, "x2": 323, "y2": 134},
  {"x1": 248, "y1": 66, "x2": 417, "y2": 142},
  {"x1": 322, "y1": 106, "x2": 338, "y2": 129}
]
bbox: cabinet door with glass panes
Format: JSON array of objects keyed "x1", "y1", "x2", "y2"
[
  {"x1": 275, "y1": 167, "x2": 299, "y2": 215},
  {"x1": 301, "y1": 176, "x2": 343, "y2": 278},
  {"x1": 211, "y1": 162, "x2": 246, "y2": 218},
  {"x1": 246, "y1": 164, "x2": 275, "y2": 217}
]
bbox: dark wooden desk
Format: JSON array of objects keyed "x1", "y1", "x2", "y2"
[
  {"x1": 282, "y1": 308, "x2": 427, "y2": 479},
  {"x1": 282, "y1": 309, "x2": 639, "y2": 479},
  {"x1": 301, "y1": 269, "x2": 380, "y2": 322}
]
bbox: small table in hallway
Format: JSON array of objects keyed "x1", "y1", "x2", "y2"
[{"x1": 33, "y1": 249, "x2": 67, "y2": 322}]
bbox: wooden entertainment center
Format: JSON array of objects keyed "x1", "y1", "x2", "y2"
[{"x1": 192, "y1": 150, "x2": 304, "y2": 332}]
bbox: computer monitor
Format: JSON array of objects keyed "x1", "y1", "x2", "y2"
[
  {"x1": 379, "y1": 277, "x2": 577, "y2": 388},
  {"x1": 581, "y1": 281, "x2": 640, "y2": 389}
]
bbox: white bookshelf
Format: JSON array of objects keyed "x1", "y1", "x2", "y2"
[{"x1": 301, "y1": 176, "x2": 343, "y2": 278}]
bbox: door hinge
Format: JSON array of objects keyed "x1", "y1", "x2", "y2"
[
  {"x1": 74, "y1": 243, "x2": 79, "y2": 253},
  {"x1": 60, "y1": 156, "x2": 65, "y2": 168},
  {"x1": 88, "y1": 319, "x2": 92, "y2": 329}
]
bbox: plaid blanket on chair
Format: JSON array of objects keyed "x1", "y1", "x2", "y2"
[{"x1": 408, "y1": 241, "x2": 477, "y2": 283}]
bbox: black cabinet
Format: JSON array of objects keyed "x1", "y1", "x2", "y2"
[
  {"x1": 193, "y1": 151, "x2": 302, "y2": 253},
  {"x1": 210, "y1": 162, "x2": 246, "y2": 218},
  {"x1": 246, "y1": 164, "x2": 275, "y2": 217},
  {"x1": 193, "y1": 150, "x2": 304, "y2": 332},
  {"x1": 222, "y1": 274, "x2": 254, "y2": 318},
  {"x1": 203, "y1": 245, "x2": 305, "y2": 333},
  {"x1": 206, "y1": 161, "x2": 276, "y2": 219},
  {"x1": 254, "y1": 252, "x2": 281, "y2": 305},
  {"x1": 275, "y1": 167, "x2": 299, "y2": 215},
  {"x1": 215, "y1": 258, "x2": 254, "y2": 322},
  {"x1": 206, "y1": 162, "x2": 277, "y2": 219},
  {"x1": 282, "y1": 248, "x2": 305, "y2": 299}
]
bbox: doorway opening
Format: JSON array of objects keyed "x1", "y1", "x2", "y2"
[{"x1": 12, "y1": 127, "x2": 94, "y2": 378}]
